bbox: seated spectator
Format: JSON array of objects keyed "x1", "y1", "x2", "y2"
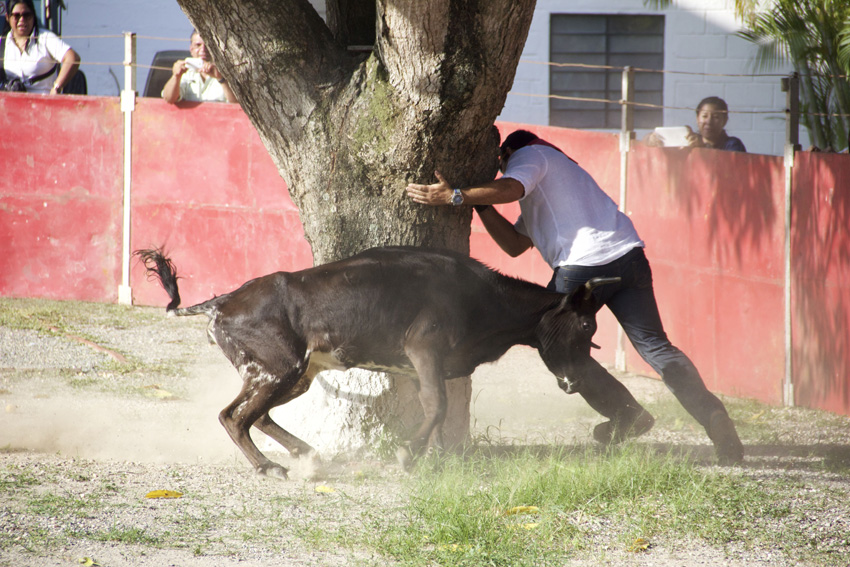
[
  {"x1": 645, "y1": 96, "x2": 747, "y2": 152},
  {"x1": 161, "y1": 30, "x2": 235, "y2": 104},
  {"x1": 1, "y1": 0, "x2": 81, "y2": 94}
]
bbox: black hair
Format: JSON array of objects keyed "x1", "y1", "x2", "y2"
[
  {"x1": 696, "y1": 96, "x2": 728, "y2": 114},
  {"x1": 4, "y1": 0, "x2": 39, "y2": 33},
  {"x1": 6, "y1": 0, "x2": 37, "y2": 16},
  {"x1": 500, "y1": 129, "x2": 539, "y2": 152}
]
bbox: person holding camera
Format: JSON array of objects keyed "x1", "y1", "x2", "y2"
[
  {"x1": 161, "y1": 30, "x2": 235, "y2": 104},
  {"x1": 644, "y1": 96, "x2": 746, "y2": 152},
  {"x1": 1, "y1": 0, "x2": 80, "y2": 94}
]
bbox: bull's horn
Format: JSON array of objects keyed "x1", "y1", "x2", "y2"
[{"x1": 585, "y1": 277, "x2": 621, "y2": 291}]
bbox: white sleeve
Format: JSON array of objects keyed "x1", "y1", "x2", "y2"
[
  {"x1": 43, "y1": 31, "x2": 72, "y2": 63},
  {"x1": 501, "y1": 147, "x2": 547, "y2": 201}
]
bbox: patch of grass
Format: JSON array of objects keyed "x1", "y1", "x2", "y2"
[
  {"x1": 0, "y1": 464, "x2": 41, "y2": 490},
  {"x1": 0, "y1": 297, "x2": 153, "y2": 333},
  {"x1": 91, "y1": 526, "x2": 162, "y2": 546},
  {"x1": 358, "y1": 444, "x2": 848, "y2": 567},
  {"x1": 27, "y1": 492, "x2": 94, "y2": 519}
]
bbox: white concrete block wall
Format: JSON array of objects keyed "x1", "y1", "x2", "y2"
[
  {"x1": 498, "y1": 0, "x2": 805, "y2": 155},
  {"x1": 60, "y1": 1, "x2": 802, "y2": 155}
]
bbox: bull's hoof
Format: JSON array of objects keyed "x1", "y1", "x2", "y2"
[
  {"x1": 593, "y1": 410, "x2": 655, "y2": 445},
  {"x1": 396, "y1": 445, "x2": 414, "y2": 472},
  {"x1": 708, "y1": 411, "x2": 744, "y2": 465},
  {"x1": 257, "y1": 463, "x2": 289, "y2": 479}
]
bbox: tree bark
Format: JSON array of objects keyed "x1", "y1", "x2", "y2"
[{"x1": 174, "y1": 0, "x2": 535, "y2": 455}]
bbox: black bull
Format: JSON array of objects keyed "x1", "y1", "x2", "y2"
[{"x1": 137, "y1": 246, "x2": 620, "y2": 477}]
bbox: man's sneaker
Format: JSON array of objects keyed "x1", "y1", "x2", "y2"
[{"x1": 708, "y1": 410, "x2": 744, "y2": 465}]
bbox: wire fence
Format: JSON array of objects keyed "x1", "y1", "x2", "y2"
[{"x1": 6, "y1": 32, "x2": 850, "y2": 120}]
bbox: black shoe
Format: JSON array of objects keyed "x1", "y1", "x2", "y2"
[{"x1": 708, "y1": 410, "x2": 744, "y2": 465}]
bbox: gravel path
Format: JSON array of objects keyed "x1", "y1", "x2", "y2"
[{"x1": 1, "y1": 299, "x2": 849, "y2": 566}]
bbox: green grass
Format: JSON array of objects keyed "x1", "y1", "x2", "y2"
[
  {"x1": 90, "y1": 527, "x2": 162, "y2": 546},
  {"x1": 0, "y1": 297, "x2": 160, "y2": 333},
  {"x1": 0, "y1": 297, "x2": 199, "y2": 393},
  {"x1": 358, "y1": 443, "x2": 847, "y2": 566},
  {"x1": 2, "y1": 443, "x2": 849, "y2": 565}
]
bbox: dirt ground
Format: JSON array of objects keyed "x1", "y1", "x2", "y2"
[{"x1": 1, "y1": 303, "x2": 849, "y2": 566}]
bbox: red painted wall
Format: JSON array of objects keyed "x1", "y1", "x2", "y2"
[
  {"x1": 128, "y1": 98, "x2": 313, "y2": 307},
  {"x1": 791, "y1": 152, "x2": 850, "y2": 414},
  {"x1": 2, "y1": 93, "x2": 849, "y2": 416},
  {"x1": 0, "y1": 93, "x2": 124, "y2": 302}
]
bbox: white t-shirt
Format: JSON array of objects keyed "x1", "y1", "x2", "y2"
[
  {"x1": 175, "y1": 68, "x2": 228, "y2": 102},
  {"x1": 503, "y1": 144, "x2": 644, "y2": 268},
  {"x1": 2, "y1": 29, "x2": 70, "y2": 94}
]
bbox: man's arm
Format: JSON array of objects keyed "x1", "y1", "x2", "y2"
[
  {"x1": 205, "y1": 62, "x2": 237, "y2": 103},
  {"x1": 161, "y1": 60, "x2": 187, "y2": 104},
  {"x1": 405, "y1": 170, "x2": 524, "y2": 206},
  {"x1": 476, "y1": 205, "x2": 533, "y2": 257},
  {"x1": 405, "y1": 170, "x2": 532, "y2": 257}
]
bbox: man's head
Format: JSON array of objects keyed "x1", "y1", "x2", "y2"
[
  {"x1": 189, "y1": 30, "x2": 210, "y2": 61},
  {"x1": 499, "y1": 129, "x2": 539, "y2": 173}
]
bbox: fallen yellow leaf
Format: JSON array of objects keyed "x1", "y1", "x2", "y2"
[
  {"x1": 627, "y1": 537, "x2": 652, "y2": 552},
  {"x1": 78, "y1": 557, "x2": 100, "y2": 566},
  {"x1": 143, "y1": 385, "x2": 175, "y2": 399},
  {"x1": 315, "y1": 485, "x2": 336, "y2": 494},
  {"x1": 746, "y1": 410, "x2": 766, "y2": 423},
  {"x1": 504, "y1": 505, "x2": 539, "y2": 516},
  {"x1": 145, "y1": 489, "x2": 183, "y2": 499}
]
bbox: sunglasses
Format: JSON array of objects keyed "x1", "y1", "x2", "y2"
[{"x1": 10, "y1": 11, "x2": 34, "y2": 20}]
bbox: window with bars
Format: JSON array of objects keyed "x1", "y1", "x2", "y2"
[{"x1": 549, "y1": 14, "x2": 664, "y2": 129}]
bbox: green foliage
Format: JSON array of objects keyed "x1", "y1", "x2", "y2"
[{"x1": 739, "y1": 0, "x2": 850, "y2": 150}]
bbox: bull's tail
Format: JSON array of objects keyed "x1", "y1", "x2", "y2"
[{"x1": 134, "y1": 248, "x2": 217, "y2": 318}]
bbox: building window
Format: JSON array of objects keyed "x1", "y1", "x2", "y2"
[{"x1": 550, "y1": 14, "x2": 664, "y2": 129}]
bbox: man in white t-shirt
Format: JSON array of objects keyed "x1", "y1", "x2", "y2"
[
  {"x1": 161, "y1": 30, "x2": 236, "y2": 104},
  {"x1": 406, "y1": 129, "x2": 744, "y2": 465}
]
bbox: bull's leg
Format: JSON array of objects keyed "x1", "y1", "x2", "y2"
[
  {"x1": 253, "y1": 413, "x2": 316, "y2": 458},
  {"x1": 397, "y1": 352, "x2": 448, "y2": 470},
  {"x1": 219, "y1": 382, "x2": 289, "y2": 478}
]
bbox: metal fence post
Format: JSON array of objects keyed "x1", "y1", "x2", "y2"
[
  {"x1": 118, "y1": 32, "x2": 137, "y2": 305},
  {"x1": 616, "y1": 66, "x2": 635, "y2": 372},
  {"x1": 781, "y1": 73, "x2": 801, "y2": 407}
]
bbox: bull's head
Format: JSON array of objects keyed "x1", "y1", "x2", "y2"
[{"x1": 536, "y1": 277, "x2": 620, "y2": 393}]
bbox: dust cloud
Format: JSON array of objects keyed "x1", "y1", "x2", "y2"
[{"x1": 0, "y1": 361, "x2": 247, "y2": 466}]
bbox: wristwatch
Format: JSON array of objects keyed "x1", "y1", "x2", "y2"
[{"x1": 450, "y1": 188, "x2": 464, "y2": 206}]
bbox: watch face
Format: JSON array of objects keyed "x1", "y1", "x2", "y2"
[{"x1": 452, "y1": 190, "x2": 463, "y2": 205}]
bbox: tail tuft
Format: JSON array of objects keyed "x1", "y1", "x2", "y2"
[{"x1": 134, "y1": 247, "x2": 182, "y2": 312}]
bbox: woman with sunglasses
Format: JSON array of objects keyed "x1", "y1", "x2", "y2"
[{"x1": 2, "y1": 0, "x2": 80, "y2": 94}]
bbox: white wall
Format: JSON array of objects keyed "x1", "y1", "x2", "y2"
[
  {"x1": 498, "y1": 0, "x2": 803, "y2": 155},
  {"x1": 62, "y1": 1, "x2": 800, "y2": 155}
]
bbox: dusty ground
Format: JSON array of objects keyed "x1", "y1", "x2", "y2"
[{"x1": 1, "y1": 301, "x2": 849, "y2": 566}]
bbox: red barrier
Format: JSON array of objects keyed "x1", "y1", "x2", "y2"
[
  {"x1": 0, "y1": 93, "x2": 124, "y2": 301},
  {"x1": 627, "y1": 145, "x2": 787, "y2": 403},
  {"x1": 792, "y1": 152, "x2": 850, "y2": 413},
  {"x1": 128, "y1": 98, "x2": 313, "y2": 306},
  {"x1": 2, "y1": 93, "x2": 849, "y2": 416}
]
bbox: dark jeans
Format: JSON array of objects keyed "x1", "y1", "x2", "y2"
[{"x1": 548, "y1": 247, "x2": 727, "y2": 428}]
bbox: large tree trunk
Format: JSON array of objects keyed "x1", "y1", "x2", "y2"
[{"x1": 175, "y1": 0, "x2": 534, "y2": 456}]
